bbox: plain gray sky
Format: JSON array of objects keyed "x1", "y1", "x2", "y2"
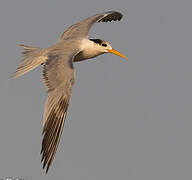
[{"x1": 0, "y1": 0, "x2": 192, "y2": 179}]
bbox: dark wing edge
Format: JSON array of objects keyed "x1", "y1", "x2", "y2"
[
  {"x1": 40, "y1": 51, "x2": 77, "y2": 173},
  {"x1": 59, "y1": 11, "x2": 123, "y2": 41},
  {"x1": 41, "y1": 94, "x2": 70, "y2": 173},
  {"x1": 97, "y1": 11, "x2": 123, "y2": 23}
]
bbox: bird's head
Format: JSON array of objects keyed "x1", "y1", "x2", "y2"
[{"x1": 89, "y1": 39, "x2": 127, "y2": 59}]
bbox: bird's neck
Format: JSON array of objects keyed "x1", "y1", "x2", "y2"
[{"x1": 74, "y1": 39, "x2": 104, "y2": 62}]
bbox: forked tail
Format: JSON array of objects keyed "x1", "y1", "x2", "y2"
[{"x1": 10, "y1": 44, "x2": 47, "y2": 79}]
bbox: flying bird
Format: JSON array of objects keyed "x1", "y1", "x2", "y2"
[{"x1": 11, "y1": 11, "x2": 127, "y2": 173}]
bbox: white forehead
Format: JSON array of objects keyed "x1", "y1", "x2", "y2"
[{"x1": 105, "y1": 41, "x2": 112, "y2": 49}]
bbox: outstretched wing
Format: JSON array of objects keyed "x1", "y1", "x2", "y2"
[
  {"x1": 41, "y1": 48, "x2": 79, "y2": 173},
  {"x1": 59, "y1": 11, "x2": 123, "y2": 40}
]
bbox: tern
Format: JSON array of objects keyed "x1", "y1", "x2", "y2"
[{"x1": 12, "y1": 11, "x2": 127, "y2": 173}]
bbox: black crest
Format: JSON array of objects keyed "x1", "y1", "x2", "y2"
[{"x1": 89, "y1": 39, "x2": 103, "y2": 45}]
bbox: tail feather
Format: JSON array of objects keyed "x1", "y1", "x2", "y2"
[{"x1": 10, "y1": 45, "x2": 47, "y2": 79}]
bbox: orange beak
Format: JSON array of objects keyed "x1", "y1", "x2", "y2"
[{"x1": 107, "y1": 49, "x2": 128, "y2": 59}]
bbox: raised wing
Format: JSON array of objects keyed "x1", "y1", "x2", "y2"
[
  {"x1": 41, "y1": 48, "x2": 79, "y2": 173},
  {"x1": 59, "y1": 11, "x2": 123, "y2": 40}
]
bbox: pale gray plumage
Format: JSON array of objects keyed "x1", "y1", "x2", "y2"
[
  {"x1": 59, "y1": 11, "x2": 122, "y2": 40},
  {"x1": 40, "y1": 41, "x2": 80, "y2": 172},
  {"x1": 12, "y1": 11, "x2": 126, "y2": 173}
]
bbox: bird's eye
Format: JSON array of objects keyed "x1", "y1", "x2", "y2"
[{"x1": 102, "y1": 43, "x2": 107, "y2": 47}]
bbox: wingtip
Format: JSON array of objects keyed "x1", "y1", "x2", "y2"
[
  {"x1": 98, "y1": 11, "x2": 123, "y2": 23},
  {"x1": 43, "y1": 160, "x2": 47, "y2": 169},
  {"x1": 46, "y1": 166, "x2": 49, "y2": 174},
  {"x1": 8, "y1": 73, "x2": 17, "y2": 80}
]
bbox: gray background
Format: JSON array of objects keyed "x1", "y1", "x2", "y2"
[{"x1": 0, "y1": 0, "x2": 192, "y2": 179}]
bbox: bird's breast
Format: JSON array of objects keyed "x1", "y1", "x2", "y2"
[{"x1": 73, "y1": 49, "x2": 104, "y2": 62}]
